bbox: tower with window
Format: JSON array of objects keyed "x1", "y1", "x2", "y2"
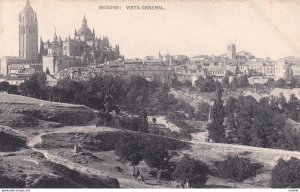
[{"x1": 19, "y1": 0, "x2": 38, "y2": 62}]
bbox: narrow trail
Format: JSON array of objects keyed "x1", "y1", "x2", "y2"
[
  {"x1": 26, "y1": 125, "x2": 300, "y2": 188},
  {"x1": 190, "y1": 129, "x2": 300, "y2": 166},
  {"x1": 27, "y1": 126, "x2": 158, "y2": 188}
]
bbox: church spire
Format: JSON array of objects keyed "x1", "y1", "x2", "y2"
[
  {"x1": 53, "y1": 27, "x2": 58, "y2": 42},
  {"x1": 26, "y1": 0, "x2": 30, "y2": 7},
  {"x1": 82, "y1": 14, "x2": 87, "y2": 27}
]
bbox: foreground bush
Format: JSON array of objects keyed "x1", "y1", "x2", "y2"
[
  {"x1": 271, "y1": 157, "x2": 300, "y2": 188},
  {"x1": 0, "y1": 126, "x2": 27, "y2": 151},
  {"x1": 114, "y1": 133, "x2": 143, "y2": 176},
  {"x1": 142, "y1": 142, "x2": 172, "y2": 181},
  {"x1": 172, "y1": 155, "x2": 209, "y2": 187},
  {"x1": 215, "y1": 155, "x2": 262, "y2": 184}
]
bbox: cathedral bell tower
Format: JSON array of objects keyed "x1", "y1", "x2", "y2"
[{"x1": 19, "y1": 0, "x2": 38, "y2": 62}]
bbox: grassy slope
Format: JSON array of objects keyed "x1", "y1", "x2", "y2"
[{"x1": 0, "y1": 93, "x2": 97, "y2": 127}]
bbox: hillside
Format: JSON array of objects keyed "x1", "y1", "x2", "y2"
[
  {"x1": 1, "y1": 93, "x2": 300, "y2": 188},
  {"x1": 0, "y1": 93, "x2": 97, "y2": 128}
]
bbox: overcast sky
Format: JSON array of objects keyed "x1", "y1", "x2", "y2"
[{"x1": 1, "y1": 0, "x2": 300, "y2": 59}]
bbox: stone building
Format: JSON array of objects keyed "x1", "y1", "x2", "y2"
[
  {"x1": 0, "y1": 0, "x2": 42, "y2": 77},
  {"x1": 274, "y1": 58, "x2": 293, "y2": 80},
  {"x1": 41, "y1": 15, "x2": 121, "y2": 75},
  {"x1": 227, "y1": 43, "x2": 236, "y2": 60}
]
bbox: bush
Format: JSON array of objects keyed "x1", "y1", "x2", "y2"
[
  {"x1": 172, "y1": 155, "x2": 209, "y2": 187},
  {"x1": 271, "y1": 157, "x2": 300, "y2": 188},
  {"x1": 142, "y1": 142, "x2": 172, "y2": 181},
  {"x1": 0, "y1": 126, "x2": 27, "y2": 151},
  {"x1": 114, "y1": 133, "x2": 143, "y2": 176},
  {"x1": 215, "y1": 155, "x2": 262, "y2": 183}
]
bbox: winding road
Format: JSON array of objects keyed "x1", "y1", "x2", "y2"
[
  {"x1": 26, "y1": 125, "x2": 300, "y2": 188},
  {"x1": 27, "y1": 126, "x2": 159, "y2": 188}
]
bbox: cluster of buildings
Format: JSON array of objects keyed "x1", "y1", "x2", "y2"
[
  {"x1": 177, "y1": 43, "x2": 298, "y2": 84},
  {"x1": 0, "y1": 0, "x2": 121, "y2": 85},
  {"x1": 1, "y1": 0, "x2": 300, "y2": 87}
]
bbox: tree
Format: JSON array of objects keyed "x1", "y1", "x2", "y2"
[
  {"x1": 194, "y1": 76, "x2": 205, "y2": 88},
  {"x1": 229, "y1": 77, "x2": 238, "y2": 90},
  {"x1": 194, "y1": 102, "x2": 210, "y2": 121},
  {"x1": 143, "y1": 143, "x2": 171, "y2": 181},
  {"x1": 276, "y1": 78, "x2": 286, "y2": 88},
  {"x1": 276, "y1": 93, "x2": 287, "y2": 110},
  {"x1": 183, "y1": 80, "x2": 192, "y2": 88},
  {"x1": 237, "y1": 75, "x2": 249, "y2": 88},
  {"x1": 271, "y1": 157, "x2": 300, "y2": 188},
  {"x1": 0, "y1": 82, "x2": 9, "y2": 92},
  {"x1": 225, "y1": 97, "x2": 238, "y2": 143},
  {"x1": 286, "y1": 94, "x2": 300, "y2": 122},
  {"x1": 207, "y1": 82, "x2": 225, "y2": 142},
  {"x1": 172, "y1": 155, "x2": 209, "y2": 187},
  {"x1": 114, "y1": 134, "x2": 143, "y2": 176},
  {"x1": 215, "y1": 155, "x2": 261, "y2": 186},
  {"x1": 45, "y1": 68, "x2": 50, "y2": 75},
  {"x1": 221, "y1": 75, "x2": 230, "y2": 88},
  {"x1": 195, "y1": 76, "x2": 216, "y2": 92},
  {"x1": 19, "y1": 72, "x2": 47, "y2": 99},
  {"x1": 234, "y1": 95, "x2": 257, "y2": 145},
  {"x1": 265, "y1": 78, "x2": 275, "y2": 88},
  {"x1": 203, "y1": 76, "x2": 216, "y2": 92}
]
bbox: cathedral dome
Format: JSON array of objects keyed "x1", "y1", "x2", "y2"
[
  {"x1": 77, "y1": 26, "x2": 93, "y2": 37},
  {"x1": 77, "y1": 15, "x2": 93, "y2": 39}
]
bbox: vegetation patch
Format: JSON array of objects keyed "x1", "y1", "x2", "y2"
[
  {"x1": 172, "y1": 155, "x2": 209, "y2": 188},
  {"x1": 214, "y1": 155, "x2": 263, "y2": 184},
  {"x1": 0, "y1": 126, "x2": 27, "y2": 151},
  {"x1": 271, "y1": 157, "x2": 300, "y2": 188}
]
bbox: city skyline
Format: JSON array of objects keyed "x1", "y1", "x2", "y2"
[{"x1": 1, "y1": 0, "x2": 300, "y2": 59}]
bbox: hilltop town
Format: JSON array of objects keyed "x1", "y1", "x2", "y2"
[
  {"x1": 0, "y1": 0, "x2": 300, "y2": 189},
  {"x1": 1, "y1": 1, "x2": 299, "y2": 86}
]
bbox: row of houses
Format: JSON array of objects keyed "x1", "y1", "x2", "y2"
[{"x1": 177, "y1": 56, "x2": 296, "y2": 84}]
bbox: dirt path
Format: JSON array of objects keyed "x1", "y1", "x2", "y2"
[
  {"x1": 27, "y1": 126, "x2": 160, "y2": 188},
  {"x1": 27, "y1": 124, "x2": 300, "y2": 188}
]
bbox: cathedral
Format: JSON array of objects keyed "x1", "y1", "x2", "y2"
[
  {"x1": 0, "y1": 0, "x2": 41, "y2": 76},
  {"x1": 41, "y1": 15, "x2": 121, "y2": 75},
  {"x1": 1, "y1": 0, "x2": 121, "y2": 78}
]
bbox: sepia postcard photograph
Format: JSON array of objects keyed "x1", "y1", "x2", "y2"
[{"x1": 0, "y1": 0, "x2": 300, "y2": 190}]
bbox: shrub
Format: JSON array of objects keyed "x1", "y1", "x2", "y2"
[
  {"x1": 271, "y1": 157, "x2": 300, "y2": 188},
  {"x1": 215, "y1": 155, "x2": 262, "y2": 183},
  {"x1": 142, "y1": 142, "x2": 172, "y2": 181},
  {"x1": 172, "y1": 155, "x2": 209, "y2": 187},
  {"x1": 114, "y1": 133, "x2": 143, "y2": 176}
]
